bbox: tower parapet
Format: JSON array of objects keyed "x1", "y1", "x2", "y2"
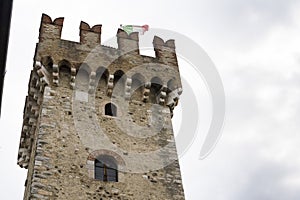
[
  {"x1": 117, "y1": 29, "x2": 139, "y2": 54},
  {"x1": 153, "y1": 36, "x2": 178, "y2": 68},
  {"x1": 79, "y1": 21, "x2": 102, "y2": 47},
  {"x1": 34, "y1": 14, "x2": 182, "y2": 99},
  {"x1": 39, "y1": 14, "x2": 64, "y2": 42}
]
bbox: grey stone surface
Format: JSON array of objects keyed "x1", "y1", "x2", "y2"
[{"x1": 18, "y1": 13, "x2": 185, "y2": 200}]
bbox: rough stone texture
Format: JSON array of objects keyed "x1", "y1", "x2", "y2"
[{"x1": 18, "y1": 13, "x2": 185, "y2": 200}]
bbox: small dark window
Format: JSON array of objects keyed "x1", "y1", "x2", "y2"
[
  {"x1": 105, "y1": 103, "x2": 117, "y2": 116},
  {"x1": 95, "y1": 155, "x2": 118, "y2": 182}
]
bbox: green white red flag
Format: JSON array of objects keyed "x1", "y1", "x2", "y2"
[{"x1": 120, "y1": 24, "x2": 149, "y2": 35}]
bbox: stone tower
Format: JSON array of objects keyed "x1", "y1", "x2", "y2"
[{"x1": 17, "y1": 14, "x2": 185, "y2": 199}]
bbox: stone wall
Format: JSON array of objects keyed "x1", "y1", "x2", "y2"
[{"x1": 18, "y1": 13, "x2": 185, "y2": 200}]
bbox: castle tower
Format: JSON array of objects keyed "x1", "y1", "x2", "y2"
[{"x1": 17, "y1": 14, "x2": 185, "y2": 199}]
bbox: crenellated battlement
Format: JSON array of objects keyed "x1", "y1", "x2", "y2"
[
  {"x1": 79, "y1": 21, "x2": 102, "y2": 47},
  {"x1": 39, "y1": 14, "x2": 64, "y2": 42},
  {"x1": 153, "y1": 36, "x2": 176, "y2": 49},
  {"x1": 117, "y1": 29, "x2": 139, "y2": 54},
  {"x1": 38, "y1": 14, "x2": 178, "y2": 63},
  {"x1": 34, "y1": 14, "x2": 182, "y2": 103}
]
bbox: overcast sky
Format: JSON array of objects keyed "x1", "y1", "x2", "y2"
[{"x1": 1, "y1": 0, "x2": 300, "y2": 199}]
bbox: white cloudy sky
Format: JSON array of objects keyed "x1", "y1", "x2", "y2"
[{"x1": 1, "y1": 0, "x2": 300, "y2": 199}]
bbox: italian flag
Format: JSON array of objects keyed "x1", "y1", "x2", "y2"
[{"x1": 120, "y1": 24, "x2": 149, "y2": 35}]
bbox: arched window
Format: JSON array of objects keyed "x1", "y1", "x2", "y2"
[
  {"x1": 105, "y1": 103, "x2": 117, "y2": 117},
  {"x1": 149, "y1": 77, "x2": 163, "y2": 103},
  {"x1": 167, "y1": 78, "x2": 176, "y2": 93},
  {"x1": 58, "y1": 59, "x2": 72, "y2": 87},
  {"x1": 131, "y1": 73, "x2": 145, "y2": 100},
  {"x1": 95, "y1": 155, "x2": 118, "y2": 182},
  {"x1": 76, "y1": 64, "x2": 90, "y2": 91},
  {"x1": 41, "y1": 56, "x2": 53, "y2": 72},
  {"x1": 96, "y1": 67, "x2": 109, "y2": 90},
  {"x1": 113, "y1": 70, "x2": 126, "y2": 96}
]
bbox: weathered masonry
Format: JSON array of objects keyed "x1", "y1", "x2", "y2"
[{"x1": 17, "y1": 13, "x2": 185, "y2": 199}]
